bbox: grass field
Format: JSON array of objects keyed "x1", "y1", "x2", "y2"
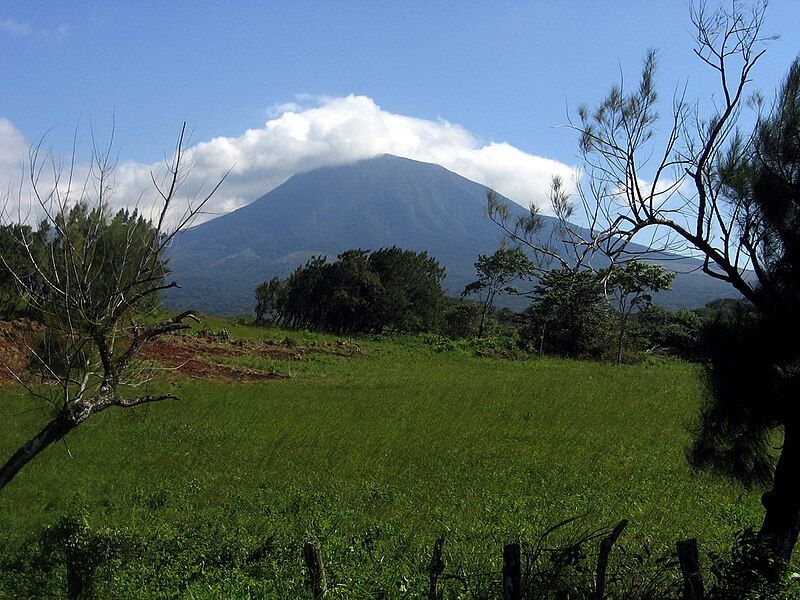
[{"x1": 0, "y1": 318, "x2": 766, "y2": 598}]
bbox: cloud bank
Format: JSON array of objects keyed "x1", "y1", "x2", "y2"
[{"x1": 1, "y1": 95, "x2": 576, "y2": 226}]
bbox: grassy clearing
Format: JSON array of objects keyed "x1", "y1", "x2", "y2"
[{"x1": 0, "y1": 320, "x2": 764, "y2": 597}]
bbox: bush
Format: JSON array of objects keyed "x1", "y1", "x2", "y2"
[
  {"x1": 439, "y1": 299, "x2": 483, "y2": 339},
  {"x1": 707, "y1": 529, "x2": 800, "y2": 599},
  {"x1": 635, "y1": 305, "x2": 703, "y2": 360},
  {"x1": 522, "y1": 268, "x2": 615, "y2": 359},
  {"x1": 256, "y1": 247, "x2": 446, "y2": 334},
  {"x1": 231, "y1": 314, "x2": 254, "y2": 327}
]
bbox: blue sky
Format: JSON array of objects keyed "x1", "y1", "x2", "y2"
[{"x1": 2, "y1": 1, "x2": 799, "y2": 217}]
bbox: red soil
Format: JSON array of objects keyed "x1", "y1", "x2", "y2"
[
  {"x1": 0, "y1": 322, "x2": 358, "y2": 385},
  {"x1": 0, "y1": 320, "x2": 36, "y2": 385},
  {"x1": 143, "y1": 335, "x2": 293, "y2": 382}
]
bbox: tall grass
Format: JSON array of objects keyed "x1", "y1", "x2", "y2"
[{"x1": 0, "y1": 324, "x2": 765, "y2": 597}]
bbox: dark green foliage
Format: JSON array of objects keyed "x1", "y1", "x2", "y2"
[
  {"x1": 0, "y1": 221, "x2": 49, "y2": 320},
  {"x1": 707, "y1": 529, "x2": 800, "y2": 599},
  {"x1": 368, "y1": 246, "x2": 447, "y2": 333},
  {"x1": 40, "y1": 204, "x2": 165, "y2": 330},
  {"x1": 634, "y1": 305, "x2": 704, "y2": 360},
  {"x1": 523, "y1": 267, "x2": 613, "y2": 358},
  {"x1": 696, "y1": 298, "x2": 749, "y2": 321},
  {"x1": 440, "y1": 298, "x2": 484, "y2": 339},
  {"x1": 604, "y1": 262, "x2": 675, "y2": 364},
  {"x1": 689, "y1": 58, "x2": 800, "y2": 489},
  {"x1": 749, "y1": 60, "x2": 800, "y2": 312},
  {"x1": 255, "y1": 277, "x2": 285, "y2": 324},
  {"x1": 1, "y1": 208, "x2": 163, "y2": 330},
  {"x1": 689, "y1": 304, "x2": 779, "y2": 487},
  {"x1": 31, "y1": 205, "x2": 166, "y2": 397},
  {"x1": 463, "y1": 246, "x2": 535, "y2": 336},
  {"x1": 256, "y1": 246, "x2": 446, "y2": 334}
]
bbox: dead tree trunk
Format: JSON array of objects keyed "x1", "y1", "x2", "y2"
[
  {"x1": 0, "y1": 409, "x2": 82, "y2": 491},
  {"x1": 303, "y1": 540, "x2": 326, "y2": 598},
  {"x1": 594, "y1": 519, "x2": 628, "y2": 600}
]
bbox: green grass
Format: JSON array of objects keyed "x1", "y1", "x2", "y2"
[{"x1": 0, "y1": 322, "x2": 765, "y2": 597}]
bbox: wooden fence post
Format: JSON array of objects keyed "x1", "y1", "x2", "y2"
[
  {"x1": 428, "y1": 535, "x2": 445, "y2": 600},
  {"x1": 676, "y1": 538, "x2": 704, "y2": 600},
  {"x1": 503, "y1": 542, "x2": 521, "y2": 600},
  {"x1": 594, "y1": 519, "x2": 628, "y2": 600},
  {"x1": 303, "y1": 540, "x2": 327, "y2": 599}
]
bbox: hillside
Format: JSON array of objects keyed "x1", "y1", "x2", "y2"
[{"x1": 165, "y1": 154, "x2": 736, "y2": 314}]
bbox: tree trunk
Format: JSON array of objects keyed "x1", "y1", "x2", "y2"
[
  {"x1": 757, "y1": 420, "x2": 800, "y2": 576},
  {"x1": 539, "y1": 320, "x2": 548, "y2": 354},
  {"x1": 616, "y1": 313, "x2": 627, "y2": 365},
  {"x1": 0, "y1": 410, "x2": 79, "y2": 492},
  {"x1": 479, "y1": 292, "x2": 493, "y2": 338}
]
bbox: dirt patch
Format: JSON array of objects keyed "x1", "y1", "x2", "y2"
[
  {"x1": 0, "y1": 320, "x2": 40, "y2": 385},
  {"x1": 144, "y1": 338, "x2": 290, "y2": 382},
  {"x1": 193, "y1": 330, "x2": 358, "y2": 359},
  {"x1": 143, "y1": 332, "x2": 360, "y2": 383},
  {"x1": 191, "y1": 331, "x2": 317, "y2": 360},
  {"x1": 0, "y1": 321, "x2": 360, "y2": 385}
]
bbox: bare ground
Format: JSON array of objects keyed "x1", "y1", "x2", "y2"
[
  {"x1": 0, "y1": 321, "x2": 360, "y2": 385},
  {"x1": 0, "y1": 320, "x2": 37, "y2": 385}
]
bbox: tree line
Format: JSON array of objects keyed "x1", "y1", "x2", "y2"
[
  {"x1": 252, "y1": 245, "x2": 717, "y2": 368},
  {"x1": 0, "y1": 208, "x2": 158, "y2": 321}
]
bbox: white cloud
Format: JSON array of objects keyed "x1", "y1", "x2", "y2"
[
  {"x1": 0, "y1": 118, "x2": 28, "y2": 200},
  {"x1": 1, "y1": 95, "x2": 577, "y2": 227},
  {"x1": 0, "y1": 119, "x2": 27, "y2": 168},
  {"x1": 0, "y1": 19, "x2": 70, "y2": 40},
  {"x1": 0, "y1": 19, "x2": 31, "y2": 36}
]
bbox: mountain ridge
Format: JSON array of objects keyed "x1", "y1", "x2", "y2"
[{"x1": 165, "y1": 154, "x2": 737, "y2": 315}]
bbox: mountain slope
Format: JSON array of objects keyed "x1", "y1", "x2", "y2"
[{"x1": 165, "y1": 154, "x2": 736, "y2": 315}]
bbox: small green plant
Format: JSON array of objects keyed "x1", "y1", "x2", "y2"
[
  {"x1": 231, "y1": 314, "x2": 254, "y2": 327},
  {"x1": 707, "y1": 529, "x2": 800, "y2": 599}
]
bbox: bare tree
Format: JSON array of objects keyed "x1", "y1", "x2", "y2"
[
  {"x1": 488, "y1": 1, "x2": 775, "y2": 289},
  {"x1": 487, "y1": 177, "x2": 611, "y2": 277},
  {"x1": 497, "y1": 0, "x2": 800, "y2": 570},
  {"x1": 0, "y1": 123, "x2": 227, "y2": 492},
  {"x1": 565, "y1": 2, "x2": 775, "y2": 297}
]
